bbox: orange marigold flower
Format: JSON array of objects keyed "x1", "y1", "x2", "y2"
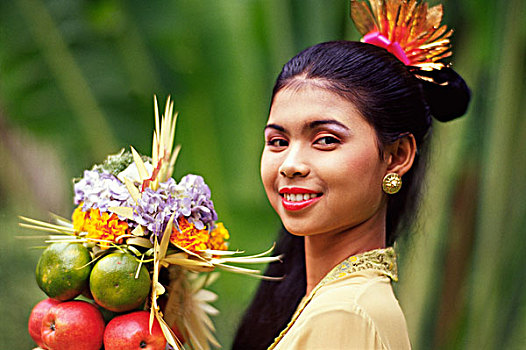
[
  {"x1": 72, "y1": 205, "x2": 129, "y2": 249},
  {"x1": 208, "y1": 222, "x2": 229, "y2": 251},
  {"x1": 72, "y1": 204, "x2": 89, "y2": 232},
  {"x1": 170, "y1": 217, "x2": 209, "y2": 252}
]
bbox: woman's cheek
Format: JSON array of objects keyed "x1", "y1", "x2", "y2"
[{"x1": 260, "y1": 152, "x2": 278, "y2": 194}]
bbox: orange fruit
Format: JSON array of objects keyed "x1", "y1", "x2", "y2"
[
  {"x1": 35, "y1": 242, "x2": 92, "y2": 301},
  {"x1": 90, "y1": 252, "x2": 151, "y2": 312}
]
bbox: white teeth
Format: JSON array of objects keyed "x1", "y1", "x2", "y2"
[{"x1": 284, "y1": 193, "x2": 318, "y2": 202}]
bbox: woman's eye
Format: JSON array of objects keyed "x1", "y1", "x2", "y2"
[
  {"x1": 267, "y1": 138, "x2": 289, "y2": 147},
  {"x1": 315, "y1": 136, "x2": 340, "y2": 146}
]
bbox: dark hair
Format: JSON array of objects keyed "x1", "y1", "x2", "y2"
[
  {"x1": 232, "y1": 40, "x2": 470, "y2": 350},
  {"x1": 232, "y1": 228, "x2": 305, "y2": 350}
]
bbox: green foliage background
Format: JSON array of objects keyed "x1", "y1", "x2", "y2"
[{"x1": 0, "y1": 0, "x2": 524, "y2": 349}]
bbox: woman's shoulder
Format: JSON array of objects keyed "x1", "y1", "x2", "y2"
[
  {"x1": 298, "y1": 270, "x2": 411, "y2": 349},
  {"x1": 320, "y1": 269, "x2": 406, "y2": 320}
]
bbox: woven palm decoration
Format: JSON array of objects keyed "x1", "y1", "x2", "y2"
[{"x1": 351, "y1": 0, "x2": 453, "y2": 70}]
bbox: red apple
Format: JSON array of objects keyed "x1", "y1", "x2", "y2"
[
  {"x1": 28, "y1": 298, "x2": 62, "y2": 348},
  {"x1": 104, "y1": 311, "x2": 166, "y2": 350},
  {"x1": 41, "y1": 300, "x2": 105, "y2": 350}
]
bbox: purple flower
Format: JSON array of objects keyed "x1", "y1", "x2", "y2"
[
  {"x1": 133, "y1": 186, "x2": 177, "y2": 236},
  {"x1": 179, "y1": 174, "x2": 218, "y2": 229},
  {"x1": 74, "y1": 170, "x2": 133, "y2": 212},
  {"x1": 132, "y1": 174, "x2": 218, "y2": 237}
]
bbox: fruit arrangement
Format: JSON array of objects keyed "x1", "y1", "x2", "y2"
[{"x1": 22, "y1": 96, "x2": 279, "y2": 350}]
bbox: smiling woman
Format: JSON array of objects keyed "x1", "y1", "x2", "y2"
[
  {"x1": 262, "y1": 87, "x2": 392, "y2": 247},
  {"x1": 233, "y1": 1, "x2": 471, "y2": 349}
]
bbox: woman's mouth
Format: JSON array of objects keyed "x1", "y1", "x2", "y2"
[
  {"x1": 283, "y1": 193, "x2": 319, "y2": 201},
  {"x1": 279, "y1": 188, "x2": 322, "y2": 211}
]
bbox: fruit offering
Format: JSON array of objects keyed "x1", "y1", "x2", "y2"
[{"x1": 22, "y1": 96, "x2": 280, "y2": 350}]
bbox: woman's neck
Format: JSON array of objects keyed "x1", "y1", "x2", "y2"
[{"x1": 303, "y1": 211, "x2": 387, "y2": 295}]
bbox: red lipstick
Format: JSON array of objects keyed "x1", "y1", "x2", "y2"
[{"x1": 278, "y1": 187, "x2": 318, "y2": 195}]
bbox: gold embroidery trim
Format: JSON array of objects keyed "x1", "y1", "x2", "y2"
[{"x1": 267, "y1": 247, "x2": 398, "y2": 350}]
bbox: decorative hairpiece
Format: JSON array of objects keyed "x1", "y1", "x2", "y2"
[{"x1": 350, "y1": 0, "x2": 453, "y2": 71}]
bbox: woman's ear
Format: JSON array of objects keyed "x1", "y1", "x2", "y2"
[{"x1": 384, "y1": 134, "x2": 417, "y2": 177}]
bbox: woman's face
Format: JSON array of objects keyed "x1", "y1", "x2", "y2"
[{"x1": 261, "y1": 84, "x2": 390, "y2": 237}]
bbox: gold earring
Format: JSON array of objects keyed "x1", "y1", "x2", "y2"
[{"x1": 382, "y1": 173, "x2": 402, "y2": 194}]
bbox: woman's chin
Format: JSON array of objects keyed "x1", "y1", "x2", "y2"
[{"x1": 281, "y1": 222, "x2": 312, "y2": 236}]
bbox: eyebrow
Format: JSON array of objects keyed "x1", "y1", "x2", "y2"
[
  {"x1": 264, "y1": 123, "x2": 285, "y2": 132},
  {"x1": 308, "y1": 119, "x2": 350, "y2": 131},
  {"x1": 264, "y1": 119, "x2": 350, "y2": 133}
]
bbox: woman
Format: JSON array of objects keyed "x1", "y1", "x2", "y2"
[{"x1": 233, "y1": 5, "x2": 470, "y2": 350}]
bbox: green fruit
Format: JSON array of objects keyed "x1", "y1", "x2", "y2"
[
  {"x1": 36, "y1": 242, "x2": 92, "y2": 301},
  {"x1": 90, "y1": 252, "x2": 151, "y2": 312}
]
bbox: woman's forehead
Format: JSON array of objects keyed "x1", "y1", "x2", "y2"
[{"x1": 269, "y1": 84, "x2": 363, "y2": 126}]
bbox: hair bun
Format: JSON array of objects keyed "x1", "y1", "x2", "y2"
[{"x1": 415, "y1": 67, "x2": 471, "y2": 122}]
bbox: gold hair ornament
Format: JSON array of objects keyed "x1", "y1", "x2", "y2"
[{"x1": 350, "y1": 0, "x2": 453, "y2": 72}]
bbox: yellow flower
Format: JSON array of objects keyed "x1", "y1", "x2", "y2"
[
  {"x1": 208, "y1": 222, "x2": 229, "y2": 251},
  {"x1": 72, "y1": 205, "x2": 129, "y2": 249},
  {"x1": 72, "y1": 204, "x2": 89, "y2": 232},
  {"x1": 170, "y1": 217, "x2": 209, "y2": 252}
]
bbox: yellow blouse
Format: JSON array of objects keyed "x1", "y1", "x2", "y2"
[{"x1": 268, "y1": 247, "x2": 411, "y2": 350}]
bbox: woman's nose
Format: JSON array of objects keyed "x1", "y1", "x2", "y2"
[{"x1": 279, "y1": 147, "x2": 310, "y2": 178}]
